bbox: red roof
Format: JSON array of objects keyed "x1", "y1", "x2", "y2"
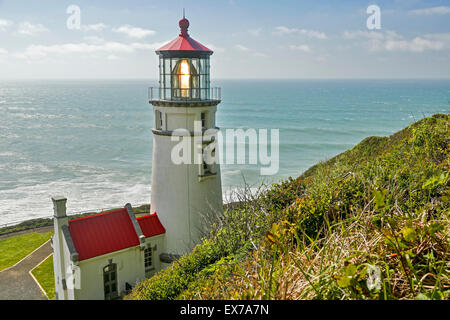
[
  {"x1": 156, "y1": 17, "x2": 212, "y2": 54},
  {"x1": 68, "y1": 207, "x2": 165, "y2": 261},
  {"x1": 157, "y1": 35, "x2": 212, "y2": 53},
  {"x1": 137, "y1": 214, "x2": 166, "y2": 238}
]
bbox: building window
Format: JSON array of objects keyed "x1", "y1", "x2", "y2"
[
  {"x1": 103, "y1": 260, "x2": 118, "y2": 300},
  {"x1": 200, "y1": 143, "x2": 215, "y2": 177},
  {"x1": 144, "y1": 247, "x2": 153, "y2": 270},
  {"x1": 202, "y1": 159, "x2": 210, "y2": 174},
  {"x1": 201, "y1": 112, "x2": 206, "y2": 128},
  {"x1": 155, "y1": 110, "x2": 163, "y2": 130}
]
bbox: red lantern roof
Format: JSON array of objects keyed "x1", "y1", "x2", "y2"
[
  {"x1": 68, "y1": 207, "x2": 165, "y2": 261},
  {"x1": 156, "y1": 17, "x2": 213, "y2": 55}
]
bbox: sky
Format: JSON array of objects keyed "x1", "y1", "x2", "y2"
[{"x1": 0, "y1": 0, "x2": 449, "y2": 79}]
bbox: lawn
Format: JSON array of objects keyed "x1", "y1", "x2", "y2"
[
  {"x1": 0, "y1": 232, "x2": 52, "y2": 272},
  {"x1": 31, "y1": 254, "x2": 56, "y2": 300}
]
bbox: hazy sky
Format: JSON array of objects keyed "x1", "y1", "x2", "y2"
[{"x1": 0, "y1": 0, "x2": 449, "y2": 79}]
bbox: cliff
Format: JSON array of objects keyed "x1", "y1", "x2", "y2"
[{"x1": 128, "y1": 114, "x2": 449, "y2": 300}]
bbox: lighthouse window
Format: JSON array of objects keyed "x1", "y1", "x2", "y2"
[
  {"x1": 171, "y1": 59, "x2": 199, "y2": 99},
  {"x1": 159, "y1": 56, "x2": 211, "y2": 100},
  {"x1": 201, "y1": 112, "x2": 206, "y2": 128},
  {"x1": 155, "y1": 111, "x2": 163, "y2": 130},
  {"x1": 201, "y1": 144, "x2": 215, "y2": 176},
  {"x1": 202, "y1": 159, "x2": 212, "y2": 176}
]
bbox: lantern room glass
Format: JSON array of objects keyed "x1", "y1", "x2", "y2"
[{"x1": 159, "y1": 56, "x2": 210, "y2": 100}]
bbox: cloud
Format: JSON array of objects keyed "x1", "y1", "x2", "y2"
[
  {"x1": 274, "y1": 26, "x2": 327, "y2": 40},
  {"x1": 112, "y1": 25, "x2": 156, "y2": 39},
  {"x1": 205, "y1": 43, "x2": 225, "y2": 53},
  {"x1": 106, "y1": 54, "x2": 120, "y2": 61},
  {"x1": 343, "y1": 30, "x2": 387, "y2": 40},
  {"x1": 383, "y1": 38, "x2": 443, "y2": 52},
  {"x1": 235, "y1": 44, "x2": 250, "y2": 52},
  {"x1": 423, "y1": 33, "x2": 450, "y2": 42},
  {"x1": 0, "y1": 19, "x2": 12, "y2": 31},
  {"x1": 248, "y1": 28, "x2": 262, "y2": 36},
  {"x1": 289, "y1": 44, "x2": 312, "y2": 53},
  {"x1": 235, "y1": 44, "x2": 267, "y2": 57},
  {"x1": 409, "y1": 6, "x2": 450, "y2": 15},
  {"x1": 14, "y1": 41, "x2": 166, "y2": 60},
  {"x1": 17, "y1": 22, "x2": 48, "y2": 36},
  {"x1": 83, "y1": 36, "x2": 105, "y2": 44},
  {"x1": 252, "y1": 52, "x2": 268, "y2": 57},
  {"x1": 80, "y1": 23, "x2": 108, "y2": 32},
  {"x1": 0, "y1": 47, "x2": 7, "y2": 62},
  {"x1": 343, "y1": 30, "x2": 448, "y2": 53}
]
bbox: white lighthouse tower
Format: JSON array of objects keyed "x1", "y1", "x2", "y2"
[{"x1": 149, "y1": 16, "x2": 223, "y2": 257}]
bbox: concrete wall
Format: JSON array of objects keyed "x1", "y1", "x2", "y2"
[
  {"x1": 154, "y1": 105, "x2": 217, "y2": 132},
  {"x1": 75, "y1": 246, "x2": 144, "y2": 300},
  {"x1": 73, "y1": 234, "x2": 164, "y2": 300}
]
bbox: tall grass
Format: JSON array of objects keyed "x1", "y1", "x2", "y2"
[{"x1": 129, "y1": 114, "x2": 449, "y2": 300}]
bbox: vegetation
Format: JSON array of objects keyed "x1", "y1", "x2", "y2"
[
  {"x1": 0, "y1": 232, "x2": 52, "y2": 271},
  {"x1": 128, "y1": 114, "x2": 449, "y2": 300},
  {"x1": 0, "y1": 218, "x2": 54, "y2": 237},
  {"x1": 31, "y1": 254, "x2": 56, "y2": 300}
]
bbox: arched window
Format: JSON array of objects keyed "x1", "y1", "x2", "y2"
[{"x1": 103, "y1": 260, "x2": 118, "y2": 300}]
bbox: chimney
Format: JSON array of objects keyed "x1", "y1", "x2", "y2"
[
  {"x1": 51, "y1": 196, "x2": 69, "y2": 300},
  {"x1": 52, "y1": 196, "x2": 67, "y2": 218}
]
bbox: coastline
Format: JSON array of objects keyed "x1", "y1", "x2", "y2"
[{"x1": 1, "y1": 79, "x2": 449, "y2": 226}]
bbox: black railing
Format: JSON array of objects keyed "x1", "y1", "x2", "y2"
[{"x1": 148, "y1": 87, "x2": 221, "y2": 102}]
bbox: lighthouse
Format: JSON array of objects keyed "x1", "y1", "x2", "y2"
[{"x1": 149, "y1": 16, "x2": 223, "y2": 257}]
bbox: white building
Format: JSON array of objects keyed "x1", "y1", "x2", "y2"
[
  {"x1": 52, "y1": 16, "x2": 223, "y2": 300},
  {"x1": 52, "y1": 196, "x2": 165, "y2": 300}
]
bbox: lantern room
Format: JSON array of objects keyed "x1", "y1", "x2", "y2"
[{"x1": 152, "y1": 17, "x2": 220, "y2": 101}]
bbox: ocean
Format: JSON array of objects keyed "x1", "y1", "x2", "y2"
[{"x1": 0, "y1": 79, "x2": 449, "y2": 225}]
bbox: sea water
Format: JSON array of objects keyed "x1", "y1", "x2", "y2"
[{"x1": 0, "y1": 79, "x2": 449, "y2": 224}]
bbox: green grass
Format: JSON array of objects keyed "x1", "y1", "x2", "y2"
[
  {"x1": 0, "y1": 232, "x2": 52, "y2": 272},
  {"x1": 31, "y1": 254, "x2": 56, "y2": 300},
  {"x1": 128, "y1": 114, "x2": 449, "y2": 300}
]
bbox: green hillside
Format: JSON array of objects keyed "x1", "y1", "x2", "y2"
[{"x1": 127, "y1": 114, "x2": 449, "y2": 300}]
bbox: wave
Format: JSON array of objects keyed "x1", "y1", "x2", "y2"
[
  {"x1": 0, "y1": 174, "x2": 152, "y2": 225},
  {"x1": 7, "y1": 113, "x2": 75, "y2": 120},
  {"x1": 6, "y1": 106, "x2": 38, "y2": 111}
]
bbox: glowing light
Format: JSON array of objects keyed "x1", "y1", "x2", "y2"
[{"x1": 179, "y1": 59, "x2": 190, "y2": 97}]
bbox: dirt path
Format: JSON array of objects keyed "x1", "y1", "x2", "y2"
[{"x1": 0, "y1": 240, "x2": 52, "y2": 300}]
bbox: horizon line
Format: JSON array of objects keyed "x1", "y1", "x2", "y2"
[{"x1": 1, "y1": 77, "x2": 450, "y2": 81}]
